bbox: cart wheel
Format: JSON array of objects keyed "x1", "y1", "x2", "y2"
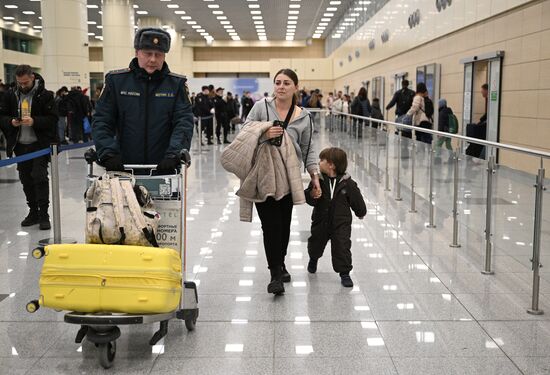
[
  {"x1": 32, "y1": 247, "x2": 45, "y2": 259},
  {"x1": 25, "y1": 300, "x2": 40, "y2": 313},
  {"x1": 98, "y1": 341, "x2": 116, "y2": 369},
  {"x1": 185, "y1": 316, "x2": 197, "y2": 331}
]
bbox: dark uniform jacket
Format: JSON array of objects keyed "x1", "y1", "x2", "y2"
[
  {"x1": 213, "y1": 94, "x2": 228, "y2": 122},
  {"x1": 193, "y1": 92, "x2": 213, "y2": 117},
  {"x1": 92, "y1": 58, "x2": 193, "y2": 164},
  {"x1": 386, "y1": 88, "x2": 415, "y2": 117},
  {"x1": 0, "y1": 74, "x2": 58, "y2": 157},
  {"x1": 305, "y1": 173, "x2": 366, "y2": 231}
]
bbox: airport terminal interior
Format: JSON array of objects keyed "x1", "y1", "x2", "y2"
[{"x1": 1, "y1": 0, "x2": 550, "y2": 374}]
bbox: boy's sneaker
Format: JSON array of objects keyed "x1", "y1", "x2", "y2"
[
  {"x1": 340, "y1": 273, "x2": 354, "y2": 288},
  {"x1": 307, "y1": 258, "x2": 318, "y2": 274},
  {"x1": 281, "y1": 264, "x2": 291, "y2": 283},
  {"x1": 39, "y1": 213, "x2": 51, "y2": 230},
  {"x1": 21, "y1": 210, "x2": 39, "y2": 227}
]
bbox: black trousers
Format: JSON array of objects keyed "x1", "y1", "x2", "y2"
[
  {"x1": 215, "y1": 116, "x2": 229, "y2": 139},
  {"x1": 200, "y1": 117, "x2": 213, "y2": 140},
  {"x1": 308, "y1": 222, "x2": 353, "y2": 274},
  {"x1": 14, "y1": 142, "x2": 50, "y2": 213},
  {"x1": 255, "y1": 194, "x2": 293, "y2": 273}
]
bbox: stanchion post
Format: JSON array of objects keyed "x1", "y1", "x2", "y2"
[
  {"x1": 427, "y1": 145, "x2": 436, "y2": 228},
  {"x1": 375, "y1": 127, "x2": 380, "y2": 182},
  {"x1": 450, "y1": 146, "x2": 461, "y2": 248},
  {"x1": 410, "y1": 130, "x2": 417, "y2": 213},
  {"x1": 395, "y1": 129, "x2": 403, "y2": 201},
  {"x1": 482, "y1": 152, "x2": 496, "y2": 275},
  {"x1": 198, "y1": 117, "x2": 202, "y2": 153},
  {"x1": 528, "y1": 160, "x2": 545, "y2": 315},
  {"x1": 385, "y1": 126, "x2": 391, "y2": 191}
]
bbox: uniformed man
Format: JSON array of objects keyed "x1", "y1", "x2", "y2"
[
  {"x1": 213, "y1": 87, "x2": 230, "y2": 144},
  {"x1": 193, "y1": 85, "x2": 214, "y2": 145},
  {"x1": 92, "y1": 27, "x2": 193, "y2": 172}
]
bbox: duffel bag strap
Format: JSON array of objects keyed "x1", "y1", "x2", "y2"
[
  {"x1": 109, "y1": 177, "x2": 126, "y2": 244},
  {"x1": 121, "y1": 180, "x2": 159, "y2": 247}
]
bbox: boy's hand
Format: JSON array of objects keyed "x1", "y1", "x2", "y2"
[{"x1": 310, "y1": 188, "x2": 321, "y2": 199}]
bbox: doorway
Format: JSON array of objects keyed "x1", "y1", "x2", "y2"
[
  {"x1": 461, "y1": 51, "x2": 504, "y2": 160},
  {"x1": 371, "y1": 76, "x2": 385, "y2": 109}
]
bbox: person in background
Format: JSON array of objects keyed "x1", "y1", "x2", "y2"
[
  {"x1": 190, "y1": 92, "x2": 196, "y2": 106},
  {"x1": 233, "y1": 94, "x2": 241, "y2": 127},
  {"x1": 406, "y1": 82, "x2": 432, "y2": 144},
  {"x1": 436, "y1": 98, "x2": 455, "y2": 150},
  {"x1": 370, "y1": 98, "x2": 384, "y2": 128},
  {"x1": 305, "y1": 147, "x2": 366, "y2": 287},
  {"x1": 225, "y1": 91, "x2": 238, "y2": 133},
  {"x1": 194, "y1": 85, "x2": 214, "y2": 145},
  {"x1": 350, "y1": 87, "x2": 371, "y2": 136},
  {"x1": 213, "y1": 87, "x2": 230, "y2": 144},
  {"x1": 386, "y1": 79, "x2": 415, "y2": 119},
  {"x1": 0, "y1": 64, "x2": 58, "y2": 230},
  {"x1": 54, "y1": 86, "x2": 69, "y2": 144},
  {"x1": 241, "y1": 91, "x2": 254, "y2": 121},
  {"x1": 326, "y1": 92, "x2": 334, "y2": 110}
]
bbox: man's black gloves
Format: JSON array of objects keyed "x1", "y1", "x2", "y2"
[
  {"x1": 101, "y1": 154, "x2": 125, "y2": 172},
  {"x1": 156, "y1": 156, "x2": 179, "y2": 174}
]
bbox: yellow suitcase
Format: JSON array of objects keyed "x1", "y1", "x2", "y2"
[{"x1": 37, "y1": 243, "x2": 182, "y2": 314}]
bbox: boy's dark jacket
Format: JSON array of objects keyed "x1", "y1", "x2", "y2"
[{"x1": 305, "y1": 173, "x2": 367, "y2": 229}]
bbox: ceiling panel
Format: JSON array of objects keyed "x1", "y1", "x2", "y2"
[{"x1": 1, "y1": 0, "x2": 355, "y2": 42}]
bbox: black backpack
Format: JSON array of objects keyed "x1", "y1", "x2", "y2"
[{"x1": 423, "y1": 97, "x2": 434, "y2": 119}]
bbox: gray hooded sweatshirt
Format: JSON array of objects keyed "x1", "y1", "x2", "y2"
[{"x1": 244, "y1": 97, "x2": 319, "y2": 174}]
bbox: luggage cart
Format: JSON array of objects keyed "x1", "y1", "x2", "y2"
[{"x1": 26, "y1": 150, "x2": 199, "y2": 369}]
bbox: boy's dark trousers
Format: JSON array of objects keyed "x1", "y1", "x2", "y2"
[
  {"x1": 307, "y1": 221, "x2": 353, "y2": 274},
  {"x1": 14, "y1": 142, "x2": 50, "y2": 215}
]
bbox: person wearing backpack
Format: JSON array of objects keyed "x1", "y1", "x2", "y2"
[
  {"x1": 350, "y1": 87, "x2": 371, "y2": 137},
  {"x1": 406, "y1": 82, "x2": 432, "y2": 144},
  {"x1": 436, "y1": 98, "x2": 457, "y2": 150}
]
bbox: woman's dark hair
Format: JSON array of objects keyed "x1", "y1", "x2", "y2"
[
  {"x1": 274, "y1": 68, "x2": 299, "y2": 85},
  {"x1": 416, "y1": 82, "x2": 427, "y2": 94},
  {"x1": 357, "y1": 87, "x2": 367, "y2": 99},
  {"x1": 319, "y1": 147, "x2": 348, "y2": 175}
]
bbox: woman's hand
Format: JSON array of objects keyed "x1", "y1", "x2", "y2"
[{"x1": 265, "y1": 125, "x2": 284, "y2": 139}]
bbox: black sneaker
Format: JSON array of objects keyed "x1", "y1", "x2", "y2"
[
  {"x1": 267, "y1": 279, "x2": 285, "y2": 295},
  {"x1": 39, "y1": 214, "x2": 51, "y2": 230},
  {"x1": 307, "y1": 258, "x2": 318, "y2": 274},
  {"x1": 281, "y1": 264, "x2": 291, "y2": 283},
  {"x1": 21, "y1": 211, "x2": 39, "y2": 226},
  {"x1": 340, "y1": 273, "x2": 354, "y2": 288}
]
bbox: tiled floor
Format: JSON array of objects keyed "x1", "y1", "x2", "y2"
[{"x1": 0, "y1": 117, "x2": 549, "y2": 374}]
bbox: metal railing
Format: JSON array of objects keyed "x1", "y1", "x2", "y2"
[{"x1": 327, "y1": 109, "x2": 549, "y2": 315}]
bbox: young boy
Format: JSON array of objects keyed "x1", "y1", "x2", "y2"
[{"x1": 305, "y1": 147, "x2": 367, "y2": 287}]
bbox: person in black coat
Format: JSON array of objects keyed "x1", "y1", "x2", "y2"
[
  {"x1": 0, "y1": 65, "x2": 58, "y2": 230},
  {"x1": 305, "y1": 147, "x2": 367, "y2": 287},
  {"x1": 213, "y1": 87, "x2": 230, "y2": 144},
  {"x1": 370, "y1": 98, "x2": 384, "y2": 128},
  {"x1": 386, "y1": 79, "x2": 415, "y2": 118},
  {"x1": 193, "y1": 86, "x2": 214, "y2": 145}
]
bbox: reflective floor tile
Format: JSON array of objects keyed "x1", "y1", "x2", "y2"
[
  {"x1": 392, "y1": 357, "x2": 522, "y2": 375},
  {"x1": 162, "y1": 322, "x2": 274, "y2": 358},
  {"x1": 0, "y1": 322, "x2": 66, "y2": 358},
  {"x1": 274, "y1": 322, "x2": 390, "y2": 358},
  {"x1": 0, "y1": 357, "x2": 38, "y2": 375},
  {"x1": 454, "y1": 293, "x2": 550, "y2": 321},
  {"x1": 196, "y1": 294, "x2": 276, "y2": 322},
  {"x1": 511, "y1": 356, "x2": 550, "y2": 375},
  {"x1": 151, "y1": 357, "x2": 273, "y2": 375},
  {"x1": 366, "y1": 292, "x2": 472, "y2": 321},
  {"x1": 26, "y1": 356, "x2": 156, "y2": 375},
  {"x1": 435, "y1": 272, "x2": 533, "y2": 294},
  {"x1": 480, "y1": 321, "x2": 550, "y2": 356},
  {"x1": 273, "y1": 357, "x2": 397, "y2": 375},
  {"x1": 354, "y1": 272, "x2": 450, "y2": 294}
]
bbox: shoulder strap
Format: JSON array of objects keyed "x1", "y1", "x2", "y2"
[
  {"x1": 121, "y1": 180, "x2": 159, "y2": 247},
  {"x1": 281, "y1": 96, "x2": 296, "y2": 129},
  {"x1": 264, "y1": 100, "x2": 269, "y2": 121}
]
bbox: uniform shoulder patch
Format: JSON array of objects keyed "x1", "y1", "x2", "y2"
[
  {"x1": 108, "y1": 68, "x2": 131, "y2": 75},
  {"x1": 168, "y1": 72, "x2": 187, "y2": 80}
]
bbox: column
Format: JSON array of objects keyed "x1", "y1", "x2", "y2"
[
  {"x1": 102, "y1": 0, "x2": 135, "y2": 73},
  {"x1": 40, "y1": 0, "x2": 90, "y2": 90},
  {"x1": 166, "y1": 27, "x2": 184, "y2": 75}
]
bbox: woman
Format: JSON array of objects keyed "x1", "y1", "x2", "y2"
[
  {"x1": 406, "y1": 82, "x2": 432, "y2": 144},
  {"x1": 350, "y1": 87, "x2": 371, "y2": 136},
  {"x1": 244, "y1": 69, "x2": 320, "y2": 295}
]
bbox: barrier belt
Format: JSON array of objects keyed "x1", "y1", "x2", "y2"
[{"x1": 0, "y1": 141, "x2": 95, "y2": 168}]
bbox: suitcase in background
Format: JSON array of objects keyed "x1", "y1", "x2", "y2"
[{"x1": 38, "y1": 243, "x2": 182, "y2": 314}]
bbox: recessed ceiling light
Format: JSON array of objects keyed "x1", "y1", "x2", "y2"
[
  {"x1": 324, "y1": 13, "x2": 334, "y2": 16},
  {"x1": 19, "y1": 21, "x2": 30, "y2": 25},
  {"x1": 181, "y1": 16, "x2": 191, "y2": 20},
  {"x1": 250, "y1": 10, "x2": 261, "y2": 14},
  {"x1": 19, "y1": 25, "x2": 28, "y2": 29},
  {"x1": 88, "y1": 32, "x2": 95, "y2": 36},
  {"x1": 3, "y1": 21, "x2": 13, "y2": 24},
  {"x1": 223, "y1": 25, "x2": 232, "y2": 28},
  {"x1": 136, "y1": 10, "x2": 148, "y2": 14},
  {"x1": 181, "y1": 35, "x2": 186, "y2": 39},
  {"x1": 197, "y1": 29, "x2": 206, "y2": 33},
  {"x1": 321, "y1": 18, "x2": 331, "y2": 21},
  {"x1": 208, "y1": 4, "x2": 219, "y2": 8},
  {"x1": 213, "y1": 11, "x2": 223, "y2": 14},
  {"x1": 5, "y1": 4, "x2": 18, "y2": 8},
  {"x1": 98, "y1": 11, "x2": 102, "y2": 14},
  {"x1": 289, "y1": 10, "x2": 299, "y2": 14},
  {"x1": 350, "y1": 13, "x2": 360, "y2": 16},
  {"x1": 330, "y1": 1, "x2": 341, "y2": 4},
  {"x1": 33, "y1": 25, "x2": 42, "y2": 29},
  {"x1": 95, "y1": 36, "x2": 103, "y2": 40},
  {"x1": 289, "y1": 4, "x2": 300, "y2": 8},
  {"x1": 254, "y1": 21, "x2": 263, "y2": 24},
  {"x1": 167, "y1": 4, "x2": 179, "y2": 8},
  {"x1": 220, "y1": 20, "x2": 230, "y2": 24},
  {"x1": 288, "y1": 20, "x2": 297, "y2": 24},
  {"x1": 22, "y1": 11, "x2": 35, "y2": 15},
  {"x1": 319, "y1": 22, "x2": 328, "y2": 26},
  {"x1": 286, "y1": 36, "x2": 294, "y2": 41},
  {"x1": 288, "y1": 16, "x2": 298, "y2": 20},
  {"x1": 87, "y1": 21, "x2": 96, "y2": 24},
  {"x1": 231, "y1": 36, "x2": 240, "y2": 40},
  {"x1": 248, "y1": 4, "x2": 260, "y2": 8},
  {"x1": 287, "y1": 25, "x2": 296, "y2": 29},
  {"x1": 192, "y1": 25, "x2": 201, "y2": 29},
  {"x1": 187, "y1": 20, "x2": 197, "y2": 24},
  {"x1": 200, "y1": 32, "x2": 209, "y2": 36},
  {"x1": 97, "y1": 25, "x2": 103, "y2": 29},
  {"x1": 312, "y1": 33, "x2": 321, "y2": 38},
  {"x1": 133, "y1": 4, "x2": 138, "y2": 8},
  {"x1": 86, "y1": 4, "x2": 98, "y2": 8},
  {"x1": 259, "y1": 36, "x2": 267, "y2": 41},
  {"x1": 217, "y1": 16, "x2": 227, "y2": 20},
  {"x1": 252, "y1": 16, "x2": 262, "y2": 20},
  {"x1": 317, "y1": 26, "x2": 326, "y2": 30},
  {"x1": 2, "y1": 16, "x2": 15, "y2": 20},
  {"x1": 327, "y1": 7, "x2": 337, "y2": 11},
  {"x1": 175, "y1": 10, "x2": 186, "y2": 14}
]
